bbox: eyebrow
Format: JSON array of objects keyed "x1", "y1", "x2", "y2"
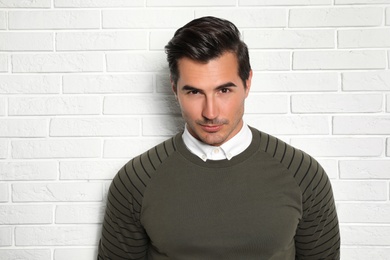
[{"x1": 181, "y1": 82, "x2": 237, "y2": 92}]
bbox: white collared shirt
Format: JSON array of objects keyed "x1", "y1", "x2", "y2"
[{"x1": 182, "y1": 123, "x2": 253, "y2": 161}]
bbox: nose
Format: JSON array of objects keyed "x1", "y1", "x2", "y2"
[{"x1": 202, "y1": 95, "x2": 219, "y2": 120}]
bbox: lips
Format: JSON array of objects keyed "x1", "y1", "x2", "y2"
[{"x1": 200, "y1": 124, "x2": 223, "y2": 133}]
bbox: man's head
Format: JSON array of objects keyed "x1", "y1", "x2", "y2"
[
  {"x1": 165, "y1": 16, "x2": 251, "y2": 90},
  {"x1": 165, "y1": 17, "x2": 252, "y2": 147}
]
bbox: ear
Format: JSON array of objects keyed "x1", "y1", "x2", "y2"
[{"x1": 245, "y1": 70, "x2": 253, "y2": 97}]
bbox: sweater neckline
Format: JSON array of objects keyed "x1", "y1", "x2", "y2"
[{"x1": 174, "y1": 126, "x2": 261, "y2": 168}]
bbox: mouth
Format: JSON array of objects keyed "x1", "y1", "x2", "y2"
[{"x1": 200, "y1": 124, "x2": 223, "y2": 133}]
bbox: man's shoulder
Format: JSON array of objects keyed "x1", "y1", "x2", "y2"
[
  {"x1": 109, "y1": 134, "x2": 180, "y2": 197},
  {"x1": 251, "y1": 126, "x2": 326, "y2": 188},
  {"x1": 120, "y1": 134, "x2": 179, "y2": 177},
  {"x1": 250, "y1": 126, "x2": 305, "y2": 166}
]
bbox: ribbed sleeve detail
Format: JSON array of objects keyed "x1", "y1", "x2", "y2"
[
  {"x1": 257, "y1": 131, "x2": 340, "y2": 260},
  {"x1": 98, "y1": 137, "x2": 177, "y2": 260}
]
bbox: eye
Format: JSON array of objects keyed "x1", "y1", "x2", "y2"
[
  {"x1": 220, "y1": 88, "x2": 230, "y2": 93},
  {"x1": 188, "y1": 90, "x2": 200, "y2": 95}
]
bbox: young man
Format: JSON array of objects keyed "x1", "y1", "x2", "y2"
[{"x1": 98, "y1": 16, "x2": 340, "y2": 260}]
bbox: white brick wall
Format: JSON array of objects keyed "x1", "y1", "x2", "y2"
[{"x1": 0, "y1": 1, "x2": 389, "y2": 259}]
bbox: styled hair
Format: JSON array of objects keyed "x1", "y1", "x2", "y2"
[{"x1": 165, "y1": 16, "x2": 251, "y2": 89}]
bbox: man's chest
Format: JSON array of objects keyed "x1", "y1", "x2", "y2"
[{"x1": 140, "y1": 163, "x2": 302, "y2": 259}]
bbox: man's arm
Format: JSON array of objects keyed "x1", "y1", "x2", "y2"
[
  {"x1": 98, "y1": 166, "x2": 149, "y2": 260},
  {"x1": 294, "y1": 159, "x2": 340, "y2": 259}
]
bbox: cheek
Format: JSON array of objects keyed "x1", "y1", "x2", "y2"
[
  {"x1": 222, "y1": 98, "x2": 244, "y2": 114},
  {"x1": 178, "y1": 100, "x2": 198, "y2": 119}
]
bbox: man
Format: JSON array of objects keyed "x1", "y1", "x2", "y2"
[{"x1": 98, "y1": 16, "x2": 340, "y2": 260}]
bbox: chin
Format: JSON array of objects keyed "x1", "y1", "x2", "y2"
[{"x1": 201, "y1": 135, "x2": 226, "y2": 146}]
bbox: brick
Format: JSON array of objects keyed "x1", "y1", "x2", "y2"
[
  {"x1": 12, "y1": 182, "x2": 102, "y2": 202},
  {"x1": 340, "y1": 160, "x2": 390, "y2": 179},
  {"x1": 341, "y1": 248, "x2": 390, "y2": 260},
  {"x1": 0, "y1": 183, "x2": 8, "y2": 202},
  {"x1": 0, "y1": 12, "x2": 6, "y2": 29},
  {"x1": 0, "y1": 250, "x2": 51, "y2": 260},
  {"x1": 56, "y1": 31, "x2": 147, "y2": 51},
  {"x1": 293, "y1": 50, "x2": 386, "y2": 70},
  {"x1": 12, "y1": 139, "x2": 101, "y2": 159},
  {"x1": 0, "y1": 32, "x2": 53, "y2": 51},
  {"x1": 245, "y1": 115, "x2": 330, "y2": 135},
  {"x1": 245, "y1": 94, "x2": 288, "y2": 114},
  {"x1": 0, "y1": 227, "x2": 12, "y2": 246},
  {"x1": 0, "y1": 75, "x2": 60, "y2": 94},
  {"x1": 388, "y1": 94, "x2": 390, "y2": 112},
  {"x1": 387, "y1": 138, "x2": 390, "y2": 156},
  {"x1": 54, "y1": 248, "x2": 97, "y2": 260},
  {"x1": 239, "y1": 0, "x2": 331, "y2": 5},
  {"x1": 244, "y1": 29, "x2": 335, "y2": 49},
  {"x1": 0, "y1": 119, "x2": 47, "y2": 137},
  {"x1": 339, "y1": 28, "x2": 390, "y2": 48},
  {"x1": 15, "y1": 226, "x2": 100, "y2": 246},
  {"x1": 334, "y1": 116, "x2": 390, "y2": 135},
  {"x1": 104, "y1": 95, "x2": 180, "y2": 115},
  {"x1": 289, "y1": 7, "x2": 383, "y2": 27},
  {"x1": 341, "y1": 226, "x2": 390, "y2": 245},
  {"x1": 103, "y1": 9, "x2": 193, "y2": 29},
  {"x1": 104, "y1": 138, "x2": 166, "y2": 158},
  {"x1": 12, "y1": 53, "x2": 103, "y2": 73},
  {"x1": 9, "y1": 96, "x2": 101, "y2": 116},
  {"x1": 332, "y1": 180, "x2": 387, "y2": 201},
  {"x1": 0, "y1": 54, "x2": 7, "y2": 72},
  {"x1": 338, "y1": 203, "x2": 390, "y2": 223},
  {"x1": 0, "y1": 98, "x2": 5, "y2": 116},
  {"x1": 0, "y1": 161, "x2": 57, "y2": 181},
  {"x1": 0, "y1": 205, "x2": 53, "y2": 224},
  {"x1": 387, "y1": 7, "x2": 390, "y2": 25},
  {"x1": 59, "y1": 160, "x2": 126, "y2": 180},
  {"x1": 150, "y1": 30, "x2": 175, "y2": 50},
  {"x1": 0, "y1": 139, "x2": 8, "y2": 159},
  {"x1": 249, "y1": 51, "x2": 290, "y2": 71},
  {"x1": 0, "y1": 0, "x2": 51, "y2": 7},
  {"x1": 63, "y1": 74, "x2": 153, "y2": 94},
  {"x1": 196, "y1": 9, "x2": 287, "y2": 28},
  {"x1": 336, "y1": 0, "x2": 390, "y2": 3},
  {"x1": 56, "y1": 204, "x2": 104, "y2": 223},
  {"x1": 54, "y1": 0, "x2": 143, "y2": 7},
  {"x1": 9, "y1": 10, "x2": 100, "y2": 29},
  {"x1": 290, "y1": 137, "x2": 384, "y2": 157},
  {"x1": 149, "y1": 0, "x2": 235, "y2": 5},
  {"x1": 156, "y1": 74, "x2": 172, "y2": 93},
  {"x1": 106, "y1": 52, "x2": 166, "y2": 72},
  {"x1": 251, "y1": 72, "x2": 338, "y2": 92},
  {"x1": 50, "y1": 117, "x2": 140, "y2": 137},
  {"x1": 342, "y1": 71, "x2": 390, "y2": 91},
  {"x1": 142, "y1": 116, "x2": 185, "y2": 136},
  {"x1": 292, "y1": 94, "x2": 383, "y2": 113},
  {"x1": 388, "y1": 50, "x2": 390, "y2": 67},
  {"x1": 317, "y1": 159, "x2": 338, "y2": 179}
]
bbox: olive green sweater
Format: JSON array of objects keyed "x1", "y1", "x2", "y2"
[{"x1": 98, "y1": 127, "x2": 340, "y2": 260}]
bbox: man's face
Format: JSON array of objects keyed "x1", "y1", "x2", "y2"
[{"x1": 173, "y1": 52, "x2": 252, "y2": 146}]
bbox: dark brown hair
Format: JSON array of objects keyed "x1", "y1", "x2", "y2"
[{"x1": 165, "y1": 16, "x2": 251, "y2": 89}]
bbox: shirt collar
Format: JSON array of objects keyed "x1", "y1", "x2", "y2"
[{"x1": 182, "y1": 123, "x2": 252, "y2": 162}]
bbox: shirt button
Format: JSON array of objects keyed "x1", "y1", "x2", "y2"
[
  {"x1": 202, "y1": 155, "x2": 207, "y2": 160},
  {"x1": 213, "y1": 148, "x2": 220, "y2": 154}
]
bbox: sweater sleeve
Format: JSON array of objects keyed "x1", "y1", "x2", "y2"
[
  {"x1": 97, "y1": 164, "x2": 150, "y2": 260},
  {"x1": 97, "y1": 137, "x2": 177, "y2": 260},
  {"x1": 293, "y1": 153, "x2": 340, "y2": 260}
]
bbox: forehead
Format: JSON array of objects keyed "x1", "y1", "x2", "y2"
[{"x1": 176, "y1": 52, "x2": 240, "y2": 86}]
